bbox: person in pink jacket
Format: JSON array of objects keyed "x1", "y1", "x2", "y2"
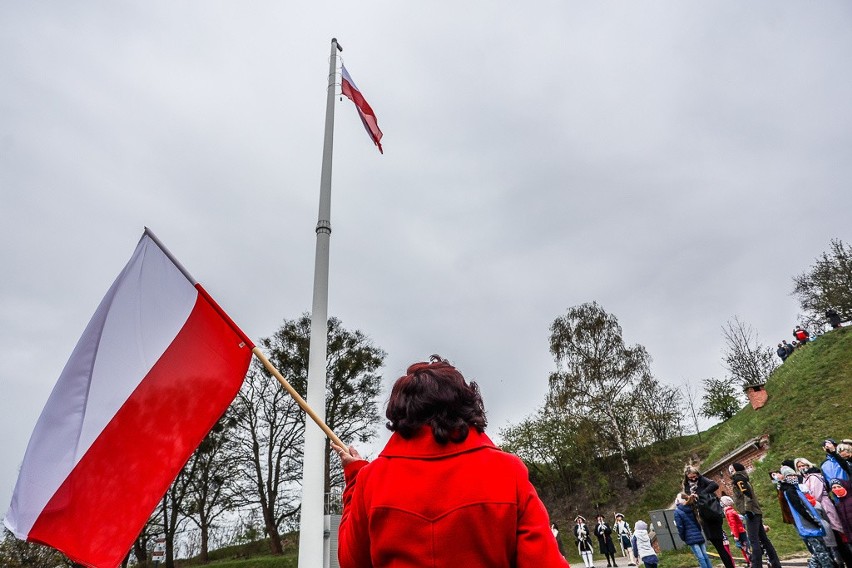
[
  {"x1": 796, "y1": 457, "x2": 852, "y2": 568},
  {"x1": 332, "y1": 355, "x2": 569, "y2": 568}
]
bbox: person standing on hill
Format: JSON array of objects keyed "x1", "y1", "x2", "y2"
[
  {"x1": 595, "y1": 514, "x2": 618, "y2": 567},
  {"x1": 794, "y1": 326, "x2": 811, "y2": 346},
  {"x1": 826, "y1": 309, "x2": 842, "y2": 329},
  {"x1": 683, "y1": 466, "x2": 737, "y2": 568},
  {"x1": 777, "y1": 343, "x2": 789, "y2": 362},
  {"x1": 730, "y1": 462, "x2": 783, "y2": 568}
]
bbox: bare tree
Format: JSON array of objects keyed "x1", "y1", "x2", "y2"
[
  {"x1": 722, "y1": 316, "x2": 777, "y2": 388},
  {"x1": 680, "y1": 380, "x2": 702, "y2": 442},
  {"x1": 231, "y1": 360, "x2": 304, "y2": 555},
  {"x1": 181, "y1": 411, "x2": 240, "y2": 563},
  {"x1": 547, "y1": 302, "x2": 650, "y2": 488},
  {"x1": 632, "y1": 377, "x2": 684, "y2": 443},
  {"x1": 792, "y1": 239, "x2": 852, "y2": 322}
]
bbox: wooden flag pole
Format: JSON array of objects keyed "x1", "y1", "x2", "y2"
[{"x1": 251, "y1": 347, "x2": 347, "y2": 450}]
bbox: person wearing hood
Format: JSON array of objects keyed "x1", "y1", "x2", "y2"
[
  {"x1": 575, "y1": 515, "x2": 595, "y2": 568},
  {"x1": 778, "y1": 466, "x2": 833, "y2": 568},
  {"x1": 683, "y1": 465, "x2": 737, "y2": 568},
  {"x1": 630, "y1": 520, "x2": 658, "y2": 568},
  {"x1": 830, "y1": 478, "x2": 852, "y2": 544},
  {"x1": 721, "y1": 495, "x2": 751, "y2": 566},
  {"x1": 614, "y1": 513, "x2": 637, "y2": 566},
  {"x1": 821, "y1": 440, "x2": 851, "y2": 484},
  {"x1": 673, "y1": 492, "x2": 713, "y2": 568},
  {"x1": 796, "y1": 457, "x2": 852, "y2": 568},
  {"x1": 729, "y1": 462, "x2": 783, "y2": 568}
]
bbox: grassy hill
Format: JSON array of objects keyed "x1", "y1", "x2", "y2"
[
  {"x1": 179, "y1": 327, "x2": 851, "y2": 568},
  {"x1": 619, "y1": 325, "x2": 852, "y2": 568}
]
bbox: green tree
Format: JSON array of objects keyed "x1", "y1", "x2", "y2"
[
  {"x1": 793, "y1": 239, "x2": 852, "y2": 323},
  {"x1": 547, "y1": 302, "x2": 651, "y2": 488},
  {"x1": 699, "y1": 377, "x2": 744, "y2": 421},
  {"x1": 232, "y1": 315, "x2": 384, "y2": 554}
]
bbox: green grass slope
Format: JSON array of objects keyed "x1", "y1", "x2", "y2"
[{"x1": 629, "y1": 326, "x2": 852, "y2": 567}]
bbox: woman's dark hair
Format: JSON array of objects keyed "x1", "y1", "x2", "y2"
[{"x1": 385, "y1": 354, "x2": 487, "y2": 443}]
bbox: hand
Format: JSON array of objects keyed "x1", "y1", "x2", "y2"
[
  {"x1": 825, "y1": 441, "x2": 836, "y2": 453},
  {"x1": 330, "y1": 441, "x2": 364, "y2": 467}
]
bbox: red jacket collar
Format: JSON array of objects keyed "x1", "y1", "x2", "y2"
[{"x1": 379, "y1": 426, "x2": 498, "y2": 459}]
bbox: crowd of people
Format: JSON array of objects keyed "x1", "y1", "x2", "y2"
[
  {"x1": 674, "y1": 438, "x2": 852, "y2": 568},
  {"x1": 778, "y1": 310, "x2": 844, "y2": 363}
]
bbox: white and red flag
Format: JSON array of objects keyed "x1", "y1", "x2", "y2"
[
  {"x1": 341, "y1": 64, "x2": 384, "y2": 154},
  {"x1": 4, "y1": 230, "x2": 253, "y2": 568}
]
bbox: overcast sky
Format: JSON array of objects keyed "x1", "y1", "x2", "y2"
[{"x1": 2, "y1": 2, "x2": 851, "y2": 513}]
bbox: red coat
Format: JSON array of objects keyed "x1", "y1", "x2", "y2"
[
  {"x1": 724, "y1": 506, "x2": 746, "y2": 537},
  {"x1": 338, "y1": 427, "x2": 569, "y2": 568}
]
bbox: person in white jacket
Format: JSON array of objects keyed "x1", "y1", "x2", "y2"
[{"x1": 631, "y1": 520, "x2": 659, "y2": 568}]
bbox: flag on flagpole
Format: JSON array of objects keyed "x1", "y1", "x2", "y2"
[
  {"x1": 341, "y1": 64, "x2": 384, "y2": 154},
  {"x1": 4, "y1": 230, "x2": 254, "y2": 568}
]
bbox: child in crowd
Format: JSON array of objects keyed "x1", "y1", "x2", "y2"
[
  {"x1": 631, "y1": 520, "x2": 658, "y2": 568},
  {"x1": 721, "y1": 495, "x2": 751, "y2": 566}
]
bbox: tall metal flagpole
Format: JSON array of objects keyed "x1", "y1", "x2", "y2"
[{"x1": 298, "y1": 37, "x2": 341, "y2": 567}]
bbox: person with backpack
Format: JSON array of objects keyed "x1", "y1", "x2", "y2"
[{"x1": 683, "y1": 466, "x2": 737, "y2": 568}]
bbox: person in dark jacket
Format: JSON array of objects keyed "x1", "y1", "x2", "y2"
[
  {"x1": 730, "y1": 463, "x2": 783, "y2": 568},
  {"x1": 778, "y1": 466, "x2": 833, "y2": 568},
  {"x1": 826, "y1": 309, "x2": 842, "y2": 329},
  {"x1": 596, "y1": 514, "x2": 618, "y2": 567},
  {"x1": 673, "y1": 493, "x2": 713, "y2": 568},
  {"x1": 830, "y1": 478, "x2": 852, "y2": 543},
  {"x1": 683, "y1": 466, "x2": 737, "y2": 568}
]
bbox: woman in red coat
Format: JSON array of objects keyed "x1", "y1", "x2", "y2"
[{"x1": 332, "y1": 355, "x2": 568, "y2": 568}]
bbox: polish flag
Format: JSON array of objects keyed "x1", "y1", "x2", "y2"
[
  {"x1": 4, "y1": 230, "x2": 254, "y2": 568},
  {"x1": 341, "y1": 64, "x2": 384, "y2": 154}
]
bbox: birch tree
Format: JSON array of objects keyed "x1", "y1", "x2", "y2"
[{"x1": 546, "y1": 302, "x2": 650, "y2": 489}]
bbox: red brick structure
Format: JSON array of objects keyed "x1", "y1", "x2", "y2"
[
  {"x1": 696, "y1": 435, "x2": 771, "y2": 497},
  {"x1": 744, "y1": 384, "x2": 768, "y2": 410}
]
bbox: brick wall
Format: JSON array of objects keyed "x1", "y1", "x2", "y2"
[
  {"x1": 745, "y1": 384, "x2": 768, "y2": 410},
  {"x1": 703, "y1": 435, "x2": 770, "y2": 496}
]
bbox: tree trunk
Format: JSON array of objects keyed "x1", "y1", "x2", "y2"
[
  {"x1": 261, "y1": 502, "x2": 283, "y2": 554},
  {"x1": 200, "y1": 523, "x2": 209, "y2": 564}
]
